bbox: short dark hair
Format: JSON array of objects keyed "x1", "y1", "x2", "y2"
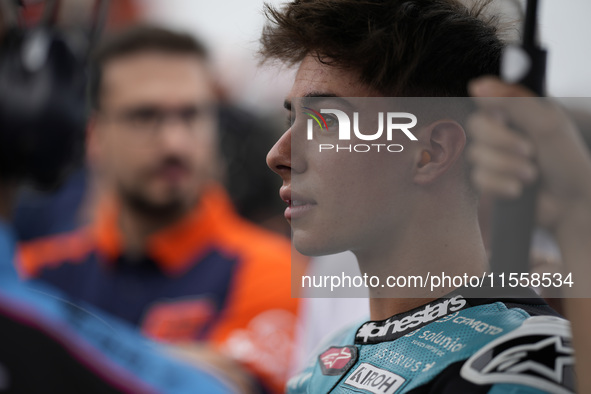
[
  {"x1": 89, "y1": 25, "x2": 209, "y2": 110},
  {"x1": 259, "y1": 0, "x2": 503, "y2": 97}
]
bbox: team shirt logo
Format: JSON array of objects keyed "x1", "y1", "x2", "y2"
[
  {"x1": 356, "y1": 295, "x2": 467, "y2": 344},
  {"x1": 344, "y1": 363, "x2": 406, "y2": 394},
  {"x1": 318, "y1": 346, "x2": 358, "y2": 376},
  {"x1": 461, "y1": 316, "x2": 575, "y2": 394}
]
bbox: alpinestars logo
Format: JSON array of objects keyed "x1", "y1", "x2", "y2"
[
  {"x1": 461, "y1": 316, "x2": 575, "y2": 394},
  {"x1": 355, "y1": 295, "x2": 467, "y2": 344},
  {"x1": 318, "y1": 346, "x2": 358, "y2": 376}
]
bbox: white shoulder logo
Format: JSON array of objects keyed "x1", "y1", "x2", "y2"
[{"x1": 461, "y1": 316, "x2": 575, "y2": 394}]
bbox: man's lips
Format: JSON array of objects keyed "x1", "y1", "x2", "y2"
[
  {"x1": 153, "y1": 164, "x2": 190, "y2": 182},
  {"x1": 280, "y1": 187, "x2": 317, "y2": 220}
]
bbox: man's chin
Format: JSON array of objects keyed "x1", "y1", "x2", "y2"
[
  {"x1": 122, "y1": 190, "x2": 195, "y2": 219},
  {"x1": 293, "y1": 231, "x2": 345, "y2": 257}
]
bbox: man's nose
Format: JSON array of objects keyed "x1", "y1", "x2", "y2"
[
  {"x1": 267, "y1": 129, "x2": 293, "y2": 180},
  {"x1": 158, "y1": 116, "x2": 193, "y2": 150}
]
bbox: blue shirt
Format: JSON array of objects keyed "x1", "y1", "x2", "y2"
[
  {"x1": 0, "y1": 219, "x2": 236, "y2": 393},
  {"x1": 288, "y1": 292, "x2": 575, "y2": 394}
]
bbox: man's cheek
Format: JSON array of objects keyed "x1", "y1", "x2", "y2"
[{"x1": 193, "y1": 151, "x2": 217, "y2": 178}]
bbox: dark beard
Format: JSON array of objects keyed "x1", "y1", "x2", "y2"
[{"x1": 118, "y1": 184, "x2": 189, "y2": 222}]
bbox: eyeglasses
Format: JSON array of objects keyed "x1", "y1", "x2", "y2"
[{"x1": 101, "y1": 104, "x2": 217, "y2": 134}]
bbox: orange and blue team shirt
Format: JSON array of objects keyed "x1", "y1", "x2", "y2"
[{"x1": 18, "y1": 185, "x2": 301, "y2": 393}]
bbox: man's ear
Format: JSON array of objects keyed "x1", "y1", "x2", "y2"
[{"x1": 413, "y1": 120, "x2": 466, "y2": 185}]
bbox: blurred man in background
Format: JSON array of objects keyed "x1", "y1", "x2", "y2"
[
  {"x1": 18, "y1": 25, "x2": 298, "y2": 393},
  {"x1": 0, "y1": 2, "x2": 251, "y2": 392}
]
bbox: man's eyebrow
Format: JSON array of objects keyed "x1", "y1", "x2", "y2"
[
  {"x1": 303, "y1": 92, "x2": 354, "y2": 111},
  {"x1": 284, "y1": 92, "x2": 338, "y2": 110},
  {"x1": 284, "y1": 92, "x2": 355, "y2": 112},
  {"x1": 304, "y1": 92, "x2": 338, "y2": 99}
]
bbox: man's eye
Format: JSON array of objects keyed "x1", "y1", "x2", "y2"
[
  {"x1": 128, "y1": 108, "x2": 160, "y2": 124},
  {"x1": 178, "y1": 107, "x2": 200, "y2": 123},
  {"x1": 324, "y1": 115, "x2": 337, "y2": 128}
]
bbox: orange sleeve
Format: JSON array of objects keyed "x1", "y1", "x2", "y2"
[{"x1": 207, "y1": 225, "x2": 306, "y2": 393}]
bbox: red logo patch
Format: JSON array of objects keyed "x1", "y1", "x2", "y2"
[{"x1": 318, "y1": 346, "x2": 358, "y2": 376}]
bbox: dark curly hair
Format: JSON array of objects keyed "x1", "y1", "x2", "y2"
[{"x1": 259, "y1": 0, "x2": 504, "y2": 97}]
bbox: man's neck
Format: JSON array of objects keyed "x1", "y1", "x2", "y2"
[
  {"x1": 118, "y1": 202, "x2": 190, "y2": 260},
  {"x1": 355, "y1": 205, "x2": 488, "y2": 321}
]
